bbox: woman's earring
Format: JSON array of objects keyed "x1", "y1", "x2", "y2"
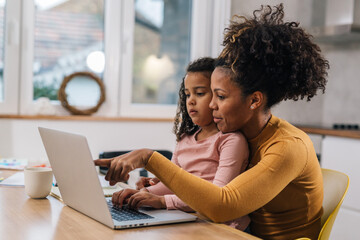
[{"x1": 250, "y1": 105, "x2": 254, "y2": 109}]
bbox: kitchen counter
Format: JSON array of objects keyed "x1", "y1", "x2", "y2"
[{"x1": 297, "y1": 126, "x2": 360, "y2": 139}]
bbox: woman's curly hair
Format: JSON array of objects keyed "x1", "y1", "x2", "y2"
[
  {"x1": 173, "y1": 57, "x2": 215, "y2": 142},
  {"x1": 218, "y1": 3, "x2": 330, "y2": 109}
]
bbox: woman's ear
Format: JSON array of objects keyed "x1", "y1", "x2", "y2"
[{"x1": 249, "y1": 91, "x2": 265, "y2": 110}]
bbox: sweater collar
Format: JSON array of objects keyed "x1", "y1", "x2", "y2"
[{"x1": 248, "y1": 115, "x2": 280, "y2": 149}]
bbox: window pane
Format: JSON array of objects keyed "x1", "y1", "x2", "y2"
[
  {"x1": 132, "y1": 0, "x2": 192, "y2": 104},
  {"x1": 33, "y1": 0, "x2": 104, "y2": 106},
  {"x1": 0, "y1": 0, "x2": 5, "y2": 102}
]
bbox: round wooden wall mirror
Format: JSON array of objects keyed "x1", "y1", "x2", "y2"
[{"x1": 58, "y1": 71, "x2": 106, "y2": 115}]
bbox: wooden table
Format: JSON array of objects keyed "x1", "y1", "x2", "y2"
[{"x1": 0, "y1": 170, "x2": 260, "y2": 240}]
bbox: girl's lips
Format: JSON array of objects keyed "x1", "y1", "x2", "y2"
[{"x1": 189, "y1": 110, "x2": 197, "y2": 115}]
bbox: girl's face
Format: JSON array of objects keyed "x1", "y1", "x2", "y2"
[
  {"x1": 184, "y1": 72, "x2": 214, "y2": 127},
  {"x1": 210, "y1": 67, "x2": 253, "y2": 133}
]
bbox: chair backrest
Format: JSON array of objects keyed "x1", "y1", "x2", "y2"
[{"x1": 318, "y1": 168, "x2": 350, "y2": 240}]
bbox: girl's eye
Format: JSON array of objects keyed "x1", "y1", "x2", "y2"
[
  {"x1": 185, "y1": 94, "x2": 190, "y2": 98},
  {"x1": 196, "y1": 92, "x2": 205, "y2": 96}
]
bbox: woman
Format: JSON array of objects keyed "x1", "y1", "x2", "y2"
[{"x1": 95, "y1": 4, "x2": 329, "y2": 239}]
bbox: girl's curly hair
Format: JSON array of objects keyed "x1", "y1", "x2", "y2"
[
  {"x1": 218, "y1": 3, "x2": 330, "y2": 109},
  {"x1": 173, "y1": 57, "x2": 215, "y2": 142}
]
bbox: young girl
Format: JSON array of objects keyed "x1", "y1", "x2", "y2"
[{"x1": 112, "y1": 57, "x2": 250, "y2": 230}]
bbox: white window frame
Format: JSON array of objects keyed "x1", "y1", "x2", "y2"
[
  {"x1": 96, "y1": 0, "x2": 122, "y2": 117},
  {"x1": 119, "y1": 0, "x2": 231, "y2": 118},
  {"x1": 0, "y1": 0, "x2": 21, "y2": 114},
  {"x1": 19, "y1": 0, "x2": 121, "y2": 116},
  {"x1": 5, "y1": 0, "x2": 230, "y2": 118}
]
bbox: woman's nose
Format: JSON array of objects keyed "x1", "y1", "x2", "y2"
[{"x1": 209, "y1": 97, "x2": 216, "y2": 110}]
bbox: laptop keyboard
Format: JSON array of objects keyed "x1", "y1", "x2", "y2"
[{"x1": 107, "y1": 200, "x2": 154, "y2": 222}]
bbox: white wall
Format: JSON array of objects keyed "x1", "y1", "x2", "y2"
[
  {"x1": 321, "y1": 136, "x2": 360, "y2": 240},
  {"x1": 0, "y1": 119, "x2": 175, "y2": 165}
]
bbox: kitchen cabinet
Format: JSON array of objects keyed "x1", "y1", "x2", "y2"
[{"x1": 321, "y1": 136, "x2": 360, "y2": 240}]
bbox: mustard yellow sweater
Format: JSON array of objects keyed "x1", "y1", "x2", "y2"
[{"x1": 146, "y1": 115, "x2": 323, "y2": 240}]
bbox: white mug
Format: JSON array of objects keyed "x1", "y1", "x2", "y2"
[{"x1": 24, "y1": 167, "x2": 53, "y2": 199}]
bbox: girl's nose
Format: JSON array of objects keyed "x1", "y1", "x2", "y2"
[{"x1": 188, "y1": 96, "x2": 195, "y2": 105}]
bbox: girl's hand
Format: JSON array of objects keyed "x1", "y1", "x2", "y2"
[
  {"x1": 112, "y1": 188, "x2": 139, "y2": 207},
  {"x1": 94, "y1": 149, "x2": 154, "y2": 185},
  {"x1": 128, "y1": 191, "x2": 166, "y2": 209},
  {"x1": 136, "y1": 177, "x2": 160, "y2": 190}
]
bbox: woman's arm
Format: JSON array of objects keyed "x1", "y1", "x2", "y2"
[{"x1": 146, "y1": 138, "x2": 307, "y2": 222}]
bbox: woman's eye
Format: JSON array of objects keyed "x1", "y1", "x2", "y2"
[
  {"x1": 217, "y1": 95, "x2": 225, "y2": 100},
  {"x1": 196, "y1": 92, "x2": 205, "y2": 96},
  {"x1": 185, "y1": 94, "x2": 190, "y2": 98}
]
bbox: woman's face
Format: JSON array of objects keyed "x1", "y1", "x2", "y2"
[{"x1": 209, "y1": 67, "x2": 252, "y2": 133}]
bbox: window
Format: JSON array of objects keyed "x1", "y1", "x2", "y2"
[
  {"x1": 19, "y1": 0, "x2": 106, "y2": 115},
  {"x1": 132, "y1": 0, "x2": 191, "y2": 106},
  {"x1": 0, "y1": 0, "x2": 21, "y2": 114},
  {"x1": 1, "y1": 0, "x2": 231, "y2": 117},
  {"x1": 0, "y1": 1, "x2": 5, "y2": 102},
  {"x1": 119, "y1": 0, "x2": 231, "y2": 118}
]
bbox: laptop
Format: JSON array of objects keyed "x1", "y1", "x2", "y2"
[{"x1": 38, "y1": 127, "x2": 197, "y2": 229}]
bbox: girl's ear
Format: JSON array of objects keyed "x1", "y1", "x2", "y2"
[{"x1": 249, "y1": 91, "x2": 265, "y2": 110}]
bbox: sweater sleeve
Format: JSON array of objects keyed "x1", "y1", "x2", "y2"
[{"x1": 145, "y1": 138, "x2": 307, "y2": 222}]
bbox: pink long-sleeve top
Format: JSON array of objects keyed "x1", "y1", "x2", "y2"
[{"x1": 146, "y1": 129, "x2": 250, "y2": 230}]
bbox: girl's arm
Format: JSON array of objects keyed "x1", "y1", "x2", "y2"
[
  {"x1": 146, "y1": 181, "x2": 174, "y2": 195},
  {"x1": 212, "y1": 133, "x2": 249, "y2": 187}
]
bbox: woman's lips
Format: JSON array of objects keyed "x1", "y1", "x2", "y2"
[{"x1": 213, "y1": 117, "x2": 222, "y2": 124}]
